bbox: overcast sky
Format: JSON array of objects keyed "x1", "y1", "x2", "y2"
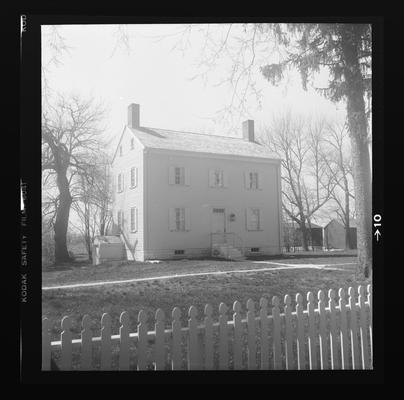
[{"x1": 42, "y1": 24, "x2": 347, "y2": 151}]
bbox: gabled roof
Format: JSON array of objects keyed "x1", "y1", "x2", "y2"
[
  {"x1": 126, "y1": 126, "x2": 280, "y2": 160},
  {"x1": 283, "y1": 222, "x2": 323, "y2": 229}
]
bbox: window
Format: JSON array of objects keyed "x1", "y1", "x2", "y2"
[
  {"x1": 209, "y1": 169, "x2": 227, "y2": 188},
  {"x1": 117, "y1": 173, "x2": 123, "y2": 192},
  {"x1": 169, "y1": 166, "x2": 189, "y2": 185},
  {"x1": 175, "y1": 208, "x2": 185, "y2": 231},
  {"x1": 119, "y1": 145, "x2": 123, "y2": 157},
  {"x1": 249, "y1": 172, "x2": 259, "y2": 190},
  {"x1": 130, "y1": 207, "x2": 138, "y2": 232},
  {"x1": 251, "y1": 247, "x2": 260, "y2": 253},
  {"x1": 117, "y1": 210, "x2": 124, "y2": 229},
  {"x1": 174, "y1": 250, "x2": 185, "y2": 255},
  {"x1": 130, "y1": 138, "x2": 134, "y2": 150},
  {"x1": 169, "y1": 207, "x2": 191, "y2": 231},
  {"x1": 130, "y1": 167, "x2": 137, "y2": 188},
  {"x1": 246, "y1": 208, "x2": 261, "y2": 231}
]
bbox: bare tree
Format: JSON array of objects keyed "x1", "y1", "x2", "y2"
[
  {"x1": 42, "y1": 94, "x2": 105, "y2": 263},
  {"x1": 262, "y1": 112, "x2": 335, "y2": 250},
  {"x1": 321, "y1": 122, "x2": 356, "y2": 249}
]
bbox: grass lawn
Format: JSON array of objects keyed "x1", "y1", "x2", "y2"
[{"x1": 43, "y1": 254, "x2": 368, "y2": 338}]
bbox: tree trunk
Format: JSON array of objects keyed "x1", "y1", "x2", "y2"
[
  {"x1": 344, "y1": 189, "x2": 352, "y2": 250},
  {"x1": 300, "y1": 220, "x2": 309, "y2": 251},
  {"x1": 54, "y1": 170, "x2": 72, "y2": 263},
  {"x1": 341, "y1": 25, "x2": 372, "y2": 278}
]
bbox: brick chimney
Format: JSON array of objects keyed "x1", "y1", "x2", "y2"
[
  {"x1": 128, "y1": 104, "x2": 140, "y2": 128},
  {"x1": 242, "y1": 119, "x2": 255, "y2": 142}
]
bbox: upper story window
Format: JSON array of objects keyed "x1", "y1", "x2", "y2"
[
  {"x1": 169, "y1": 166, "x2": 190, "y2": 186},
  {"x1": 117, "y1": 173, "x2": 123, "y2": 192},
  {"x1": 245, "y1": 171, "x2": 261, "y2": 190},
  {"x1": 130, "y1": 138, "x2": 134, "y2": 150},
  {"x1": 130, "y1": 167, "x2": 138, "y2": 188},
  {"x1": 209, "y1": 169, "x2": 228, "y2": 188},
  {"x1": 130, "y1": 206, "x2": 138, "y2": 232}
]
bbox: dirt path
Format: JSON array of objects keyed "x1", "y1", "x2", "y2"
[{"x1": 42, "y1": 262, "x2": 355, "y2": 291}]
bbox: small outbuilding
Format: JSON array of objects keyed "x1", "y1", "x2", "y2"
[
  {"x1": 282, "y1": 222, "x2": 324, "y2": 251},
  {"x1": 323, "y1": 219, "x2": 357, "y2": 250},
  {"x1": 92, "y1": 236, "x2": 126, "y2": 266}
]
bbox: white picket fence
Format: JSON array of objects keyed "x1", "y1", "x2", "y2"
[{"x1": 42, "y1": 284, "x2": 372, "y2": 371}]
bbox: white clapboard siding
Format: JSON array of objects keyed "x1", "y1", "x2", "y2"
[
  {"x1": 246, "y1": 299, "x2": 257, "y2": 370},
  {"x1": 119, "y1": 312, "x2": 130, "y2": 371},
  {"x1": 233, "y1": 301, "x2": 243, "y2": 370},
  {"x1": 218, "y1": 303, "x2": 228, "y2": 370},
  {"x1": 204, "y1": 304, "x2": 214, "y2": 370},
  {"x1": 318, "y1": 290, "x2": 329, "y2": 370},
  {"x1": 358, "y1": 285, "x2": 370, "y2": 369},
  {"x1": 188, "y1": 306, "x2": 199, "y2": 370},
  {"x1": 339, "y1": 288, "x2": 350, "y2": 369},
  {"x1": 272, "y1": 296, "x2": 282, "y2": 369},
  {"x1": 348, "y1": 287, "x2": 360, "y2": 369},
  {"x1": 44, "y1": 286, "x2": 373, "y2": 371},
  {"x1": 81, "y1": 315, "x2": 93, "y2": 370},
  {"x1": 101, "y1": 313, "x2": 112, "y2": 371},
  {"x1": 42, "y1": 317, "x2": 51, "y2": 371},
  {"x1": 307, "y1": 292, "x2": 318, "y2": 370},
  {"x1": 284, "y1": 294, "x2": 294, "y2": 370},
  {"x1": 295, "y1": 293, "x2": 306, "y2": 370},
  {"x1": 171, "y1": 307, "x2": 182, "y2": 370},
  {"x1": 155, "y1": 309, "x2": 165, "y2": 370},
  {"x1": 328, "y1": 289, "x2": 339, "y2": 370},
  {"x1": 259, "y1": 298, "x2": 269, "y2": 370}
]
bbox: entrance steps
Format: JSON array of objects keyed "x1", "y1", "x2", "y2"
[{"x1": 213, "y1": 243, "x2": 245, "y2": 260}]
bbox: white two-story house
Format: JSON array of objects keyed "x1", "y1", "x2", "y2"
[{"x1": 110, "y1": 103, "x2": 283, "y2": 261}]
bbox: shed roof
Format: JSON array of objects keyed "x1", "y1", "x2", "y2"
[{"x1": 127, "y1": 126, "x2": 280, "y2": 160}]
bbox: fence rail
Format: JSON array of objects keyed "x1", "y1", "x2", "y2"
[{"x1": 42, "y1": 284, "x2": 372, "y2": 371}]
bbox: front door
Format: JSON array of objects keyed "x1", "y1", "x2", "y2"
[{"x1": 211, "y1": 208, "x2": 226, "y2": 233}]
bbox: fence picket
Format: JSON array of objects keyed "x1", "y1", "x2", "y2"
[
  {"x1": 171, "y1": 307, "x2": 182, "y2": 370},
  {"x1": 328, "y1": 289, "x2": 339, "y2": 370},
  {"x1": 204, "y1": 304, "x2": 214, "y2": 370},
  {"x1": 100, "y1": 313, "x2": 112, "y2": 370},
  {"x1": 118, "y1": 312, "x2": 130, "y2": 371},
  {"x1": 272, "y1": 296, "x2": 282, "y2": 369},
  {"x1": 318, "y1": 290, "x2": 328, "y2": 370},
  {"x1": 358, "y1": 286, "x2": 370, "y2": 369},
  {"x1": 284, "y1": 294, "x2": 294, "y2": 370},
  {"x1": 307, "y1": 292, "x2": 317, "y2": 370},
  {"x1": 218, "y1": 302, "x2": 228, "y2": 370},
  {"x1": 81, "y1": 315, "x2": 93, "y2": 370},
  {"x1": 246, "y1": 299, "x2": 257, "y2": 369},
  {"x1": 188, "y1": 306, "x2": 199, "y2": 370},
  {"x1": 259, "y1": 298, "x2": 269, "y2": 370},
  {"x1": 137, "y1": 310, "x2": 148, "y2": 371},
  {"x1": 295, "y1": 293, "x2": 306, "y2": 370},
  {"x1": 338, "y1": 288, "x2": 349, "y2": 369},
  {"x1": 61, "y1": 316, "x2": 73, "y2": 371},
  {"x1": 233, "y1": 301, "x2": 243, "y2": 370},
  {"x1": 348, "y1": 287, "x2": 360, "y2": 369},
  {"x1": 367, "y1": 285, "x2": 373, "y2": 366},
  {"x1": 42, "y1": 317, "x2": 51, "y2": 371},
  {"x1": 155, "y1": 309, "x2": 165, "y2": 370}
]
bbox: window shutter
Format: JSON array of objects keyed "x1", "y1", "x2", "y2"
[
  {"x1": 169, "y1": 208, "x2": 176, "y2": 231},
  {"x1": 245, "y1": 208, "x2": 250, "y2": 230},
  {"x1": 257, "y1": 172, "x2": 262, "y2": 190},
  {"x1": 122, "y1": 173, "x2": 125, "y2": 191},
  {"x1": 135, "y1": 167, "x2": 138, "y2": 187},
  {"x1": 244, "y1": 172, "x2": 249, "y2": 190},
  {"x1": 223, "y1": 171, "x2": 229, "y2": 188},
  {"x1": 185, "y1": 208, "x2": 191, "y2": 231},
  {"x1": 208, "y1": 169, "x2": 215, "y2": 187},
  {"x1": 184, "y1": 168, "x2": 190, "y2": 186},
  {"x1": 258, "y1": 209, "x2": 262, "y2": 230},
  {"x1": 169, "y1": 166, "x2": 175, "y2": 185}
]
